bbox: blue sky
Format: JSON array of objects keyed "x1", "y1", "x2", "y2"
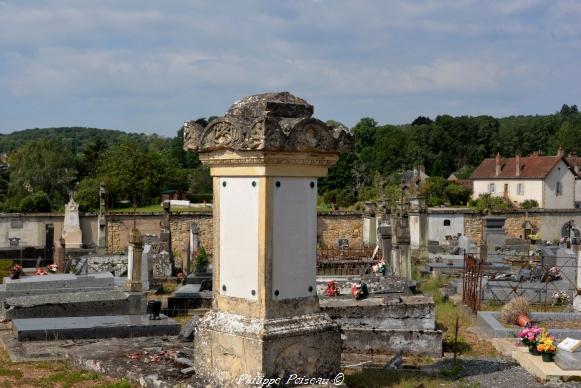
[{"x1": 0, "y1": 0, "x2": 580, "y2": 136}]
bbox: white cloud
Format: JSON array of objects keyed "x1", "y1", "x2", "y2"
[{"x1": 0, "y1": 0, "x2": 579, "y2": 133}]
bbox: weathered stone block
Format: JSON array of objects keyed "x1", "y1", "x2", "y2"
[
  {"x1": 341, "y1": 327, "x2": 443, "y2": 357},
  {"x1": 193, "y1": 311, "x2": 342, "y2": 387},
  {"x1": 320, "y1": 295, "x2": 436, "y2": 330}
]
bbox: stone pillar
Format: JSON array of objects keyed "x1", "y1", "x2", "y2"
[
  {"x1": 377, "y1": 219, "x2": 392, "y2": 273},
  {"x1": 184, "y1": 92, "x2": 350, "y2": 386},
  {"x1": 126, "y1": 228, "x2": 143, "y2": 292},
  {"x1": 393, "y1": 203, "x2": 412, "y2": 280},
  {"x1": 97, "y1": 183, "x2": 107, "y2": 251},
  {"x1": 409, "y1": 196, "x2": 428, "y2": 261},
  {"x1": 188, "y1": 223, "x2": 199, "y2": 273},
  {"x1": 159, "y1": 201, "x2": 174, "y2": 273},
  {"x1": 362, "y1": 202, "x2": 377, "y2": 247}
]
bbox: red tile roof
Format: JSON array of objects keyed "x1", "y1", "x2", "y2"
[{"x1": 470, "y1": 155, "x2": 568, "y2": 179}]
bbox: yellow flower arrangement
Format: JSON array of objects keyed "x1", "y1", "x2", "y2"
[{"x1": 536, "y1": 330, "x2": 557, "y2": 354}]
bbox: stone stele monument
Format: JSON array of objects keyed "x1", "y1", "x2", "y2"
[
  {"x1": 61, "y1": 196, "x2": 82, "y2": 249},
  {"x1": 183, "y1": 92, "x2": 351, "y2": 386}
]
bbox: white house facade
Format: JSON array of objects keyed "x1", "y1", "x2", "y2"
[{"x1": 471, "y1": 152, "x2": 577, "y2": 210}]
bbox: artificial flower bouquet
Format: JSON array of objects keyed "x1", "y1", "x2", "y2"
[
  {"x1": 519, "y1": 326, "x2": 542, "y2": 354},
  {"x1": 536, "y1": 330, "x2": 557, "y2": 362}
]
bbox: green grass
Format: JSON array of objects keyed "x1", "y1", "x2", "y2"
[
  {"x1": 29, "y1": 370, "x2": 101, "y2": 388},
  {"x1": 418, "y1": 275, "x2": 497, "y2": 358},
  {"x1": 0, "y1": 366, "x2": 23, "y2": 380},
  {"x1": 0, "y1": 260, "x2": 15, "y2": 284}
]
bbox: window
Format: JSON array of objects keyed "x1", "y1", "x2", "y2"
[
  {"x1": 556, "y1": 182, "x2": 562, "y2": 196},
  {"x1": 10, "y1": 219, "x2": 23, "y2": 229},
  {"x1": 443, "y1": 219, "x2": 451, "y2": 226},
  {"x1": 488, "y1": 183, "x2": 495, "y2": 193},
  {"x1": 517, "y1": 183, "x2": 524, "y2": 195}
]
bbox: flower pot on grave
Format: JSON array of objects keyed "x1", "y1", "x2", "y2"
[
  {"x1": 541, "y1": 352, "x2": 554, "y2": 362},
  {"x1": 516, "y1": 313, "x2": 531, "y2": 327},
  {"x1": 529, "y1": 346, "x2": 541, "y2": 356}
]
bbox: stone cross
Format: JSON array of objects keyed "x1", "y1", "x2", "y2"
[
  {"x1": 126, "y1": 227, "x2": 143, "y2": 292},
  {"x1": 183, "y1": 92, "x2": 351, "y2": 386}
]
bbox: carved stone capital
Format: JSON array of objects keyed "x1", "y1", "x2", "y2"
[{"x1": 183, "y1": 92, "x2": 352, "y2": 155}]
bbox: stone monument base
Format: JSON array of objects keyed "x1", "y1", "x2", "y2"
[{"x1": 193, "y1": 311, "x2": 342, "y2": 387}]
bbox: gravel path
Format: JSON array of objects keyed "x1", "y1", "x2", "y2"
[{"x1": 433, "y1": 356, "x2": 581, "y2": 387}]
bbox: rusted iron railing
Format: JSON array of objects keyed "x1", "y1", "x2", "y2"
[
  {"x1": 463, "y1": 253, "x2": 484, "y2": 313},
  {"x1": 316, "y1": 247, "x2": 377, "y2": 276}
]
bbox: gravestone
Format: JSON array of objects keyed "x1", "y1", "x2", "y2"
[
  {"x1": 126, "y1": 227, "x2": 143, "y2": 292},
  {"x1": 183, "y1": 92, "x2": 350, "y2": 386},
  {"x1": 54, "y1": 238, "x2": 65, "y2": 273},
  {"x1": 62, "y1": 197, "x2": 82, "y2": 249},
  {"x1": 483, "y1": 215, "x2": 507, "y2": 249}
]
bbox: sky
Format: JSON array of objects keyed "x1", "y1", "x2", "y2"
[{"x1": 1, "y1": 0, "x2": 580, "y2": 137}]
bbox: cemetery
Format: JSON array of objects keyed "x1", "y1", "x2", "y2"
[{"x1": 0, "y1": 92, "x2": 580, "y2": 387}]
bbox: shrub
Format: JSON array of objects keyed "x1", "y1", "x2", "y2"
[
  {"x1": 500, "y1": 296, "x2": 530, "y2": 325},
  {"x1": 469, "y1": 193, "x2": 513, "y2": 212},
  {"x1": 195, "y1": 246, "x2": 209, "y2": 272},
  {"x1": 521, "y1": 199, "x2": 539, "y2": 209}
]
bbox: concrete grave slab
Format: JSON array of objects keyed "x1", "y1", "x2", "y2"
[
  {"x1": 513, "y1": 347, "x2": 581, "y2": 382},
  {"x1": 12, "y1": 315, "x2": 180, "y2": 341},
  {"x1": 3, "y1": 290, "x2": 145, "y2": 319},
  {"x1": 555, "y1": 350, "x2": 581, "y2": 371},
  {"x1": 0, "y1": 273, "x2": 114, "y2": 302}
]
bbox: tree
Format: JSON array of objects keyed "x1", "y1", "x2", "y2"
[
  {"x1": 411, "y1": 116, "x2": 433, "y2": 126},
  {"x1": 7, "y1": 139, "x2": 76, "y2": 210},
  {"x1": 420, "y1": 177, "x2": 450, "y2": 206},
  {"x1": 95, "y1": 139, "x2": 188, "y2": 207},
  {"x1": 19, "y1": 191, "x2": 51, "y2": 213}
]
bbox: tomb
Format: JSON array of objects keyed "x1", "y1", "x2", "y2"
[
  {"x1": 61, "y1": 197, "x2": 83, "y2": 249},
  {"x1": 183, "y1": 91, "x2": 351, "y2": 386}
]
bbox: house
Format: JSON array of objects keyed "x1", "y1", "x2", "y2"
[{"x1": 470, "y1": 148, "x2": 577, "y2": 209}]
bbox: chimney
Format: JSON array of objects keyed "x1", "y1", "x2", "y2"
[
  {"x1": 495, "y1": 152, "x2": 501, "y2": 176},
  {"x1": 558, "y1": 145, "x2": 564, "y2": 157},
  {"x1": 516, "y1": 155, "x2": 520, "y2": 177}
]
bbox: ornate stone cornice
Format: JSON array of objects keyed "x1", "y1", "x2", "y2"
[
  {"x1": 183, "y1": 92, "x2": 352, "y2": 155},
  {"x1": 198, "y1": 150, "x2": 339, "y2": 168}
]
